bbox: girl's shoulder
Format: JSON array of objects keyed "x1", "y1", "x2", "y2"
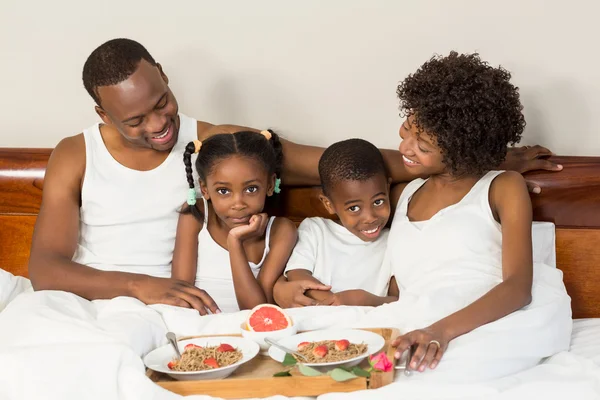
[{"x1": 268, "y1": 216, "x2": 298, "y2": 245}]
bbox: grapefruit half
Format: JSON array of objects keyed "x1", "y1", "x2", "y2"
[{"x1": 246, "y1": 304, "x2": 292, "y2": 332}]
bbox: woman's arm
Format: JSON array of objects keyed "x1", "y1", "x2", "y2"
[
  {"x1": 393, "y1": 172, "x2": 533, "y2": 372},
  {"x1": 171, "y1": 204, "x2": 204, "y2": 283}
]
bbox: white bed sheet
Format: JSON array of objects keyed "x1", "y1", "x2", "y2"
[
  {"x1": 571, "y1": 318, "x2": 600, "y2": 365},
  {"x1": 0, "y1": 264, "x2": 598, "y2": 400}
]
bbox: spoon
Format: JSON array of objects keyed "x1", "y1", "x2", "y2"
[
  {"x1": 265, "y1": 337, "x2": 309, "y2": 363},
  {"x1": 166, "y1": 331, "x2": 182, "y2": 360}
]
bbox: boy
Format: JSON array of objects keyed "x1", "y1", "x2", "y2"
[{"x1": 285, "y1": 139, "x2": 399, "y2": 306}]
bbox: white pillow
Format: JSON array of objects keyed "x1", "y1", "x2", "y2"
[{"x1": 532, "y1": 222, "x2": 556, "y2": 267}]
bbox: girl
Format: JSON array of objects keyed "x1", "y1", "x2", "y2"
[
  {"x1": 388, "y1": 52, "x2": 571, "y2": 376},
  {"x1": 172, "y1": 130, "x2": 297, "y2": 313}
]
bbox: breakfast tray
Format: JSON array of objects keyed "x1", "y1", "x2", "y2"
[{"x1": 146, "y1": 327, "x2": 399, "y2": 398}]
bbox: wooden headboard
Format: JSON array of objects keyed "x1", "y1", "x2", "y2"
[{"x1": 1, "y1": 149, "x2": 599, "y2": 318}]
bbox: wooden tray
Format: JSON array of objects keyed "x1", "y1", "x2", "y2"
[{"x1": 147, "y1": 327, "x2": 399, "y2": 398}]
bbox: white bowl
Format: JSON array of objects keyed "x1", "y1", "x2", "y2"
[
  {"x1": 268, "y1": 329, "x2": 385, "y2": 371},
  {"x1": 144, "y1": 336, "x2": 259, "y2": 381},
  {"x1": 240, "y1": 321, "x2": 298, "y2": 355}
]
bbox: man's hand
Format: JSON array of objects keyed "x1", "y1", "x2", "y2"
[
  {"x1": 503, "y1": 146, "x2": 563, "y2": 193},
  {"x1": 228, "y1": 213, "x2": 269, "y2": 242},
  {"x1": 273, "y1": 277, "x2": 332, "y2": 308},
  {"x1": 131, "y1": 276, "x2": 220, "y2": 315}
]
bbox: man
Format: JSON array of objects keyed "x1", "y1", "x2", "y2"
[{"x1": 28, "y1": 38, "x2": 560, "y2": 313}]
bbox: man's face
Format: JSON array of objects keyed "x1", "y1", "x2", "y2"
[{"x1": 95, "y1": 60, "x2": 180, "y2": 152}]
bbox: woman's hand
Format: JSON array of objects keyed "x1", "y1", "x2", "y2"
[
  {"x1": 391, "y1": 325, "x2": 450, "y2": 372},
  {"x1": 228, "y1": 213, "x2": 269, "y2": 242}
]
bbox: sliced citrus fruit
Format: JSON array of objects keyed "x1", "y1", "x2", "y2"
[{"x1": 246, "y1": 304, "x2": 292, "y2": 332}]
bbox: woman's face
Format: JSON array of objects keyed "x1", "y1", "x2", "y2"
[{"x1": 398, "y1": 116, "x2": 445, "y2": 176}]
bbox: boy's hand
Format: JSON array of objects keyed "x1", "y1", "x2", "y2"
[
  {"x1": 228, "y1": 213, "x2": 269, "y2": 242},
  {"x1": 502, "y1": 146, "x2": 563, "y2": 193},
  {"x1": 315, "y1": 293, "x2": 343, "y2": 306}
]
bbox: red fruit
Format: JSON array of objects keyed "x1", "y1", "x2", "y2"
[
  {"x1": 297, "y1": 342, "x2": 310, "y2": 351},
  {"x1": 184, "y1": 344, "x2": 202, "y2": 351},
  {"x1": 204, "y1": 357, "x2": 220, "y2": 369},
  {"x1": 217, "y1": 343, "x2": 235, "y2": 352},
  {"x1": 167, "y1": 360, "x2": 177, "y2": 370},
  {"x1": 313, "y1": 345, "x2": 328, "y2": 359},
  {"x1": 335, "y1": 340, "x2": 349, "y2": 351}
]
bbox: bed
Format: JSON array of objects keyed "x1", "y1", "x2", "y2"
[{"x1": 0, "y1": 149, "x2": 599, "y2": 400}]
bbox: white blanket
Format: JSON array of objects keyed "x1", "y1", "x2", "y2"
[{"x1": 0, "y1": 269, "x2": 598, "y2": 400}]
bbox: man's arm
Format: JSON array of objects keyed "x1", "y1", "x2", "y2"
[
  {"x1": 28, "y1": 136, "x2": 219, "y2": 314},
  {"x1": 197, "y1": 122, "x2": 562, "y2": 189}
]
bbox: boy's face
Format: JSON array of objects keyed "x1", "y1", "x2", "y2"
[{"x1": 319, "y1": 174, "x2": 391, "y2": 242}]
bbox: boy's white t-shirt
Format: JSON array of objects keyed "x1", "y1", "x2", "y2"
[{"x1": 284, "y1": 217, "x2": 391, "y2": 296}]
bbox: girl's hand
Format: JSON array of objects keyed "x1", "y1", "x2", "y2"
[
  {"x1": 392, "y1": 325, "x2": 450, "y2": 372},
  {"x1": 228, "y1": 213, "x2": 269, "y2": 242},
  {"x1": 273, "y1": 278, "x2": 332, "y2": 308}
]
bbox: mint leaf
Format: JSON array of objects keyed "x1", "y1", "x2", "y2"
[
  {"x1": 351, "y1": 367, "x2": 371, "y2": 378},
  {"x1": 273, "y1": 370, "x2": 292, "y2": 377},
  {"x1": 282, "y1": 353, "x2": 297, "y2": 366},
  {"x1": 328, "y1": 368, "x2": 359, "y2": 382},
  {"x1": 298, "y1": 364, "x2": 323, "y2": 377}
]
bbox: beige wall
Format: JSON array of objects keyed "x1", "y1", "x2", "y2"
[{"x1": 1, "y1": 0, "x2": 599, "y2": 155}]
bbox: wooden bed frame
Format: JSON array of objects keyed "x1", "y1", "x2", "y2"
[{"x1": 1, "y1": 149, "x2": 599, "y2": 318}]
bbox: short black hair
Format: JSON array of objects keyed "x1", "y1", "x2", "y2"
[
  {"x1": 319, "y1": 138, "x2": 387, "y2": 195},
  {"x1": 397, "y1": 51, "x2": 526, "y2": 176},
  {"x1": 82, "y1": 38, "x2": 157, "y2": 106}
]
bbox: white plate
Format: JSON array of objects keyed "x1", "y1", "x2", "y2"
[
  {"x1": 267, "y1": 329, "x2": 385, "y2": 370},
  {"x1": 144, "y1": 336, "x2": 260, "y2": 381}
]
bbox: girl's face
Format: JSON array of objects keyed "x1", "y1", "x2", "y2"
[
  {"x1": 200, "y1": 155, "x2": 275, "y2": 229},
  {"x1": 398, "y1": 116, "x2": 446, "y2": 176}
]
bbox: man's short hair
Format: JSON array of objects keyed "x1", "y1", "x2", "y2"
[{"x1": 82, "y1": 38, "x2": 156, "y2": 106}]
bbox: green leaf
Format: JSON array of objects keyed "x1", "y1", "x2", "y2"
[
  {"x1": 298, "y1": 364, "x2": 323, "y2": 377},
  {"x1": 351, "y1": 367, "x2": 371, "y2": 378},
  {"x1": 273, "y1": 370, "x2": 292, "y2": 377},
  {"x1": 282, "y1": 353, "x2": 297, "y2": 366},
  {"x1": 328, "y1": 368, "x2": 359, "y2": 382}
]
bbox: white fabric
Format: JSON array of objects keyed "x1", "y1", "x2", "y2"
[
  {"x1": 284, "y1": 217, "x2": 391, "y2": 296},
  {"x1": 0, "y1": 270, "x2": 598, "y2": 400},
  {"x1": 570, "y1": 318, "x2": 600, "y2": 365},
  {"x1": 195, "y1": 196, "x2": 276, "y2": 313},
  {"x1": 377, "y1": 171, "x2": 572, "y2": 379},
  {"x1": 532, "y1": 221, "x2": 556, "y2": 267},
  {"x1": 72, "y1": 114, "x2": 198, "y2": 278}
]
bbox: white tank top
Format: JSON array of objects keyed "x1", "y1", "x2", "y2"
[
  {"x1": 389, "y1": 171, "x2": 505, "y2": 320},
  {"x1": 72, "y1": 113, "x2": 198, "y2": 278},
  {"x1": 195, "y1": 197, "x2": 275, "y2": 313}
]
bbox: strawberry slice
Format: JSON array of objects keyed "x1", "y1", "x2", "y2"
[
  {"x1": 217, "y1": 343, "x2": 235, "y2": 352},
  {"x1": 335, "y1": 339, "x2": 349, "y2": 351},
  {"x1": 184, "y1": 344, "x2": 202, "y2": 351},
  {"x1": 297, "y1": 341, "x2": 310, "y2": 351},
  {"x1": 313, "y1": 345, "x2": 328, "y2": 359},
  {"x1": 204, "y1": 357, "x2": 220, "y2": 369},
  {"x1": 167, "y1": 360, "x2": 178, "y2": 370}
]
